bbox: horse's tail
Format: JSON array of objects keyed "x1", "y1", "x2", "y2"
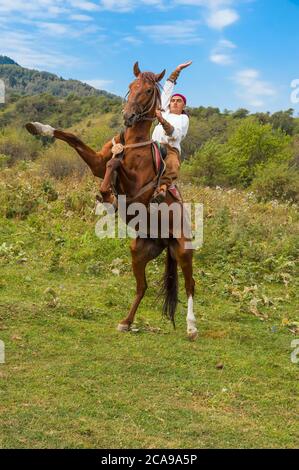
[{"x1": 161, "y1": 245, "x2": 178, "y2": 328}]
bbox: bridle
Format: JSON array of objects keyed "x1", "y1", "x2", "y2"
[
  {"x1": 107, "y1": 76, "x2": 164, "y2": 203},
  {"x1": 122, "y1": 78, "x2": 161, "y2": 125}
]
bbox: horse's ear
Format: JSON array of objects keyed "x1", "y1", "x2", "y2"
[
  {"x1": 155, "y1": 69, "x2": 166, "y2": 82},
  {"x1": 133, "y1": 61, "x2": 141, "y2": 77}
]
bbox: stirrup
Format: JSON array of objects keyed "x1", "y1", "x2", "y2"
[{"x1": 150, "y1": 187, "x2": 167, "y2": 204}]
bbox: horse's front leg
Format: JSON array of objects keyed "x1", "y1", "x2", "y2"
[
  {"x1": 25, "y1": 122, "x2": 114, "y2": 179},
  {"x1": 99, "y1": 157, "x2": 122, "y2": 206}
]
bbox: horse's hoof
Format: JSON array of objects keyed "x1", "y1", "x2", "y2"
[
  {"x1": 25, "y1": 122, "x2": 55, "y2": 137},
  {"x1": 25, "y1": 122, "x2": 39, "y2": 136},
  {"x1": 187, "y1": 330, "x2": 198, "y2": 341},
  {"x1": 117, "y1": 323, "x2": 131, "y2": 332}
]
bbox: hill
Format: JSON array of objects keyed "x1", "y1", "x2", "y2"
[
  {"x1": 0, "y1": 55, "x2": 115, "y2": 99},
  {"x1": 0, "y1": 56, "x2": 19, "y2": 66}
]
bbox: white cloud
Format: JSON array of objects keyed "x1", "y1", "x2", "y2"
[
  {"x1": 38, "y1": 22, "x2": 69, "y2": 36},
  {"x1": 70, "y1": 14, "x2": 93, "y2": 21},
  {"x1": 123, "y1": 36, "x2": 143, "y2": 45},
  {"x1": 0, "y1": 0, "x2": 99, "y2": 19},
  {"x1": 68, "y1": 1, "x2": 100, "y2": 11},
  {"x1": 175, "y1": 0, "x2": 239, "y2": 30},
  {"x1": 210, "y1": 53, "x2": 232, "y2": 65},
  {"x1": 234, "y1": 69, "x2": 276, "y2": 107},
  {"x1": 84, "y1": 79, "x2": 114, "y2": 89},
  {"x1": 210, "y1": 38, "x2": 236, "y2": 65},
  {"x1": 99, "y1": 0, "x2": 134, "y2": 11},
  {"x1": 99, "y1": 0, "x2": 166, "y2": 11},
  {"x1": 207, "y1": 8, "x2": 239, "y2": 29},
  {"x1": 0, "y1": 29, "x2": 77, "y2": 70},
  {"x1": 137, "y1": 21, "x2": 202, "y2": 44}
]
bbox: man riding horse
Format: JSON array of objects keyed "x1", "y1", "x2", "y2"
[
  {"x1": 26, "y1": 61, "x2": 191, "y2": 205},
  {"x1": 25, "y1": 61, "x2": 198, "y2": 340}
]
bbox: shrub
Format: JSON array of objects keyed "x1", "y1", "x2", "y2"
[
  {"x1": 250, "y1": 161, "x2": 299, "y2": 203},
  {"x1": 222, "y1": 119, "x2": 293, "y2": 187},
  {"x1": 0, "y1": 153, "x2": 9, "y2": 168},
  {"x1": 3, "y1": 182, "x2": 40, "y2": 219},
  {"x1": 182, "y1": 139, "x2": 226, "y2": 186},
  {"x1": 41, "y1": 143, "x2": 88, "y2": 180},
  {"x1": 0, "y1": 126, "x2": 42, "y2": 165}
]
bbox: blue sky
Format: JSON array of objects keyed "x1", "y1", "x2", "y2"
[{"x1": 0, "y1": 0, "x2": 298, "y2": 112}]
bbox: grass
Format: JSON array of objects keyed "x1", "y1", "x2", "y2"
[{"x1": 0, "y1": 171, "x2": 298, "y2": 449}]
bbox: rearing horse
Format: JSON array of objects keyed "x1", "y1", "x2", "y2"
[{"x1": 25, "y1": 62, "x2": 198, "y2": 340}]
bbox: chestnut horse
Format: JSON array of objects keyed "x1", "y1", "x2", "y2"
[{"x1": 26, "y1": 62, "x2": 198, "y2": 340}]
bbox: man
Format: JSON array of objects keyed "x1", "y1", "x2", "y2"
[{"x1": 151, "y1": 60, "x2": 192, "y2": 203}]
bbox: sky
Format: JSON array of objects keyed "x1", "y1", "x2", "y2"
[{"x1": 0, "y1": 0, "x2": 298, "y2": 112}]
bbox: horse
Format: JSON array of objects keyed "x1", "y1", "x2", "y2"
[{"x1": 25, "y1": 62, "x2": 198, "y2": 340}]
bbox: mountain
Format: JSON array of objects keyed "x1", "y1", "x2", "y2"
[
  {"x1": 0, "y1": 56, "x2": 19, "y2": 66},
  {"x1": 0, "y1": 55, "x2": 115, "y2": 99}
]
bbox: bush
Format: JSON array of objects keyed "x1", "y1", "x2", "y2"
[
  {"x1": 182, "y1": 139, "x2": 226, "y2": 186},
  {"x1": 0, "y1": 153, "x2": 9, "y2": 168},
  {"x1": 2, "y1": 182, "x2": 40, "y2": 219},
  {"x1": 0, "y1": 127, "x2": 42, "y2": 165},
  {"x1": 41, "y1": 143, "x2": 88, "y2": 180},
  {"x1": 250, "y1": 161, "x2": 299, "y2": 203},
  {"x1": 222, "y1": 119, "x2": 293, "y2": 187}
]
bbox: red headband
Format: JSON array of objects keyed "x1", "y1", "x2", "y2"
[{"x1": 171, "y1": 93, "x2": 187, "y2": 105}]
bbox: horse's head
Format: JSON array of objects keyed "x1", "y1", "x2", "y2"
[{"x1": 123, "y1": 62, "x2": 166, "y2": 127}]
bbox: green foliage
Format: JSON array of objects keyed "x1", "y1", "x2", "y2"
[
  {"x1": 182, "y1": 139, "x2": 225, "y2": 186},
  {"x1": 222, "y1": 119, "x2": 292, "y2": 187},
  {"x1": 0, "y1": 55, "x2": 19, "y2": 65},
  {"x1": 41, "y1": 144, "x2": 88, "y2": 180},
  {"x1": 1, "y1": 180, "x2": 40, "y2": 219},
  {"x1": 0, "y1": 93, "x2": 122, "y2": 129},
  {"x1": 0, "y1": 126, "x2": 42, "y2": 165},
  {"x1": 0, "y1": 171, "x2": 298, "y2": 448},
  {"x1": 0, "y1": 60, "x2": 117, "y2": 99},
  {"x1": 0, "y1": 153, "x2": 9, "y2": 168},
  {"x1": 41, "y1": 180, "x2": 59, "y2": 202},
  {"x1": 250, "y1": 161, "x2": 299, "y2": 203},
  {"x1": 270, "y1": 109, "x2": 295, "y2": 135},
  {"x1": 232, "y1": 108, "x2": 250, "y2": 119},
  {"x1": 183, "y1": 119, "x2": 294, "y2": 193}
]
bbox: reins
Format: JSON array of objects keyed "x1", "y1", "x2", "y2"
[{"x1": 109, "y1": 75, "x2": 163, "y2": 201}]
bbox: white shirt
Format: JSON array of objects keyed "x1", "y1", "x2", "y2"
[{"x1": 152, "y1": 79, "x2": 189, "y2": 154}]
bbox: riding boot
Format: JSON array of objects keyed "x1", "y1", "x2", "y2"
[{"x1": 150, "y1": 184, "x2": 167, "y2": 204}]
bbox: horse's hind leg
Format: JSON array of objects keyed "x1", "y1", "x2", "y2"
[
  {"x1": 172, "y1": 239, "x2": 197, "y2": 340},
  {"x1": 118, "y1": 238, "x2": 164, "y2": 332}
]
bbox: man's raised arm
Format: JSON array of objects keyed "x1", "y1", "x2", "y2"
[{"x1": 160, "y1": 61, "x2": 193, "y2": 111}]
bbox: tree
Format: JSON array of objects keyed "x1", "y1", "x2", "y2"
[
  {"x1": 182, "y1": 139, "x2": 226, "y2": 186},
  {"x1": 270, "y1": 109, "x2": 295, "y2": 135},
  {"x1": 222, "y1": 118, "x2": 293, "y2": 187},
  {"x1": 232, "y1": 108, "x2": 250, "y2": 119}
]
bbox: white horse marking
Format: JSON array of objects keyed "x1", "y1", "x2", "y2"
[{"x1": 187, "y1": 295, "x2": 197, "y2": 336}]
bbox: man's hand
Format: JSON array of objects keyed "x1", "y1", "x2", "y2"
[
  {"x1": 176, "y1": 61, "x2": 192, "y2": 72},
  {"x1": 155, "y1": 109, "x2": 164, "y2": 123}
]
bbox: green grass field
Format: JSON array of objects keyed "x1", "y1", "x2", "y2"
[{"x1": 0, "y1": 169, "x2": 298, "y2": 448}]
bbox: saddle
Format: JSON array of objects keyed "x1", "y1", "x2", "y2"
[{"x1": 103, "y1": 133, "x2": 181, "y2": 204}]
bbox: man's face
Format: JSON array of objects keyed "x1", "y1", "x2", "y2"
[{"x1": 170, "y1": 96, "x2": 185, "y2": 115}]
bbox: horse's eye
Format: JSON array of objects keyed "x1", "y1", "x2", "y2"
[{"x1": 147, "y1": 89, "x2": 153, "y2": 94}]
